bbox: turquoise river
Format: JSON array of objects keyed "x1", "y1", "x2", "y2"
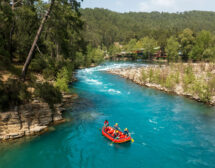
[{"x1": 1, "y1": 62, "x2": 215, "y2": 168}]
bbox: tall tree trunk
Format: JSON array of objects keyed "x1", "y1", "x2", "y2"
[{"x1": 21, "y1": 0, "x2": 55, "y2": 80}]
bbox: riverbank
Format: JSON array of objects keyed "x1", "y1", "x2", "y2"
[
  {"x1": 0, "y1": 93, "x2": 78, "y2": 142},
  {"x1": 107, "y1": 63, "x2": 215, "y2": 106}
]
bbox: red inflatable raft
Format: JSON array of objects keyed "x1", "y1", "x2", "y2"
[{"x1": 102, "y1": 126, "x2": 131, "y2": 143}]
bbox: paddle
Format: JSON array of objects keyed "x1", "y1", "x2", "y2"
[
  {"x1": 110, "y1": 136, "x2": 118, "y2": 146},
  {"x1": 128, "y1": 133, "x2": 134, "y2": 143}
]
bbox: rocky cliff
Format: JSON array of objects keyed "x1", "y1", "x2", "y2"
[
  {"x1": 107, "y1": 65, "x2": 215, "y2": 106},
  {"x1": 0, "y1": 94, "x2": 77, "y2": 141}
]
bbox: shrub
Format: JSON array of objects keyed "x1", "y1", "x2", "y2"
[
  {"x1": 159, "y1": 70, "x2": 168, "y2": 86},
  {"x1": 42, "y1": 68, "x2": 56, "y2": 80},
  {"x1": 30, "y1": 55, "x2": 47, "y2": 73},
  {"x1": 142, "y1": 70, "x2": 148, "y2": 82},
  {"x1": 162, "y1": 73, "x2": 176, "y2": 90},
  {"x1": 35, "y1": 82, "x2": 62, "y2": 109},
  {"x1": 55, "y1": 67, "x2": 70, "y2": 93},
  {"x1": 0, "y1": 79, "x2": 31, "y2": 111},
  {"x1": 199, "y1": 85, "x2": 212, "y2": 103},
  {"x1": 174, "y1": 71, "x2": 180, "y2": 84},
  {"x1": 183, "y1": 66, "x2": 195, "y2": 92},
  {"x1": 148, "y1": 68, "x2": 154, "y2": 83},
  {"x1": 207, "y1": 75, "x2": 215, "y2": 93},
  {"x1": 153, "y1": 69, "x2": 161, "y2": 83}
]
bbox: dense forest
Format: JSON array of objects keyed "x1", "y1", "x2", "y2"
[
  {"x1": 0, "y1": 0, "x2": 104, "y2": 111},
  {"x1": 1, "y1": 3, "x2": 215, "y2": 111},
  {"x1": 81, "y1": 8, "x2": 215, "y2": 62},
  {"x1": 82, "y1": 8, "x2": 215, "y2": 47}
]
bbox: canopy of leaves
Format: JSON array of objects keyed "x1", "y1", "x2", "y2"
[
  {"x1": 81, "y1": 8, "x2": 215, "y2": 48},
  {"x1": 165, "y1": 36, "x2": 180, "y2": 62},
  {"x1": 0, "y1": 0, "x2": 85, "y2": 111}
]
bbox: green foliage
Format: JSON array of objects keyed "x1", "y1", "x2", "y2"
[
  {"x1": 142, "y1": 70, "x2": 148, "y2": 82},
  {"x1": 35, "y1": 82, "x2": 62, "y2": 109},
  {"x1": 203, "y1": 48, "x2": 215, "y2": 62},
  {"x1": 92, "y1": 47, "x2": 104, "y2": 64},
  {"x1": 189, "y1": 30, "x2": 215, "y2": 61},
  {"x1": 192, "y1": 75, "x2": 215, "y2": 103},
  {"x1": 191, "y1": 79, "x2": 212, "y2": 103},
  {"x1": 2, "y1": 3, "x2": 215, "y2": 111},
  {"x1": 0, "y1": 0, "x2": 83, "y2": 111},
  {"x1": 164, "y1": 73, "x2": 178, "y2": 90},
  {"x1": 82, "y1": 8, "x2": 215, "y2": 49},
  {"x1": 125, "y1": 39, "x2": 137, "y2": 51},
  {"x1": 174, "y1": 71, "x2": 180, "y2": 84},
  {"x1": 55, "y1": 67, "x2": 70, "y2": 93},
  {"x1": 74, "y1": 52, "x2": 85, "y2": 68},
  {"x1": 141, "y1": 37, "x2": 157, "y2": 60},
  {"x1": 140, "y1": 64, "x2": 215, "y2": 103},
  {"x1": 165, "y1": 37, "x2": 180, "y2": 62},
  {"x1": 14, "y1": 4, "x2": 39, "y2": 62},
  {"x1": 122, "y1": 37, "x2": 157, "y2": 60},
  {"x1": 1, "y1": 0, "x2": 85, "y2": 67},
  {"x1": 141, "y1": 67, "x2": 177, "y2": 90},
  {"x1": 148, "y1": 69, "x2": 154, "y2": 83},
  {"x1": 183, "y1": 66, "x2": 196, "y2": 91},
  {"x1": 188, "y1": 45, "x2": 204, "y2": 61},
  {"x1": 109, "y1": 44, "x2": 120, "y2": 55},
  {"x1": 0, "y1": 1, "x2": 12, "y2": 66},
  {"x1": 85, "y1": 45, "x2": 104, "y2": 66},
  {"x1": 179, "y1": 28, "x2": 195, "y2": 61},
  {"x1": 164, "y1": 75, "x2": 174, "y2": 90},
  {"x1": 0, "y1": 79, "x2": 31, "y2": 111},
  {"x1": 30, "y1": 55, "x2": 47, "y2": 73},
  {"x1": 152, "y1": 69, "x2": 161, "y2": 83}
]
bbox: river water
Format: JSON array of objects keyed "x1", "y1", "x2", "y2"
[{"x1": 1, "y1": 62, "x2": 215, "y2": 168}]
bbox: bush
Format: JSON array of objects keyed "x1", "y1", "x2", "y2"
[
  {"x1": 159, "y1": 70, "x2": 168, "y2": 86},
  {"x1": 164, "y1": 73, "x2": 176, "y2": 90},
  {"x1": 85, "y1": 45, "x2": 104, "y2": 66},
  {"x1": 0, "y1": 79, "x2": 31, "y2": 111},
  {"x1": 198, "y1": 84, "x2": 212, "y2": 103},
  {"x1": 35, "y1": 82, "x2": 62, "y2": 109},
  {"x1": 174, "y1": 71, "x2": 180, "y2": 84},
  {"x1": 30, "y1": 55, "x2": 47, "y2": 73},
  {"x1": 153, "y1": 69, "x2": 161, "y2": 83},
  {"x1": 148, "y1": 68, "x2": 154, "y2": 83},
  {"x1": 207, "y1": 75, "x2": 215, "y2": 93},
  {"x1": 42, "y1": 67, "x2": 56, "y2": 80},
  {"x1": 142, "y1": 70, "x2": 148, "y2": 82},
  {"x1": 55, "y1": 67, "x2": 70, "y2": 93},
  {"x1": 183, "y1": 66, "x2": 195, "y2": 92},
  {"x1": 75, "y1": 52, "x2": 85, "y2": 68}
]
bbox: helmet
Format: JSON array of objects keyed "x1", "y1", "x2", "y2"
[
  {"x1": 115, "y1": 123, "x2": 118, "y2": 126},
  {"x1": 124, "y1": 128, "x2": 128, "y2": 131},
  {"x1": 116, "y1": 130, "x2": 119, "y2": 133}
]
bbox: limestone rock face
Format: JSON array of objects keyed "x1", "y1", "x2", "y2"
[
  {"x1": 0, "y1": 102, "x2": 63, "y2": 141},
  {"x1": 0, "y1": 93, "x2": 77, "y2": 141},
  {"x1": 107, "y1": 66, "x2": 215, "y2": 106}
]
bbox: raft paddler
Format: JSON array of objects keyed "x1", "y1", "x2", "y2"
[
  {"x1": 113, "y1": 130, "x2": 120, "y2": 139},
  {"x1": 123, "y1": 128, "x2": 129, "y2": 136},
  {"x1": 104, "y1": 120, "x2": 109, "y2": 127},
  {"x1": 114, "y1": 123, "x2": 120, "y2": 131}
]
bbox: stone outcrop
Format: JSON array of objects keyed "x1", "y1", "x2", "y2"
[
  {"x1": 107, "y1": 67, "x2": 215, "y2": 106},
  {"x1": 0, "y1": 94, "x2": 77, "y2": 141}
]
